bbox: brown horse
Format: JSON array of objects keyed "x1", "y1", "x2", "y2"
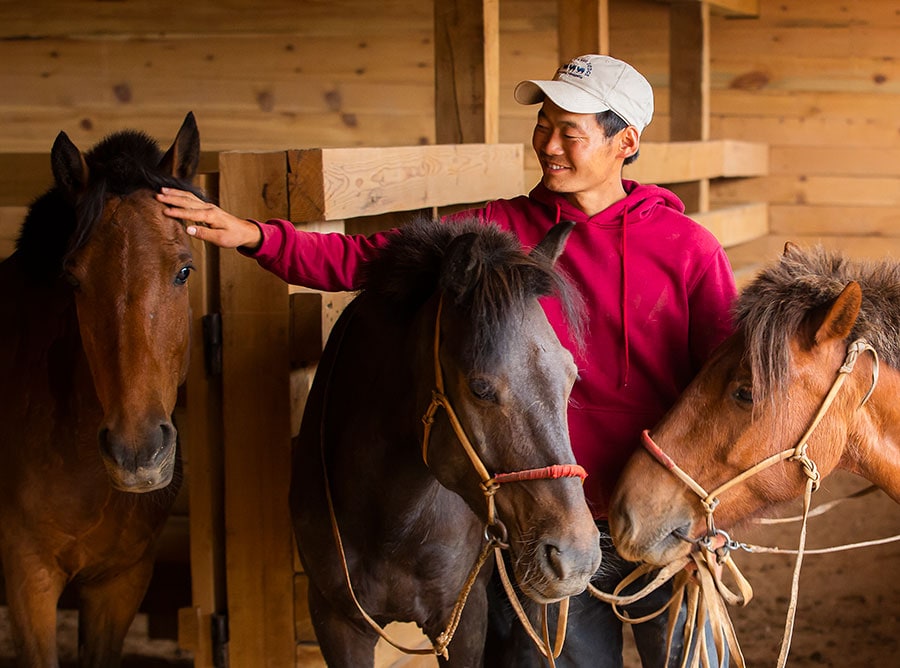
[
  {"x1": 610, "y1": 243, "x2": 900, "y2": 567},
  {"x1": 290, "y1": 218, "x2": 602, "y2": 667},
  {"x1": 0, "y1": 113, "x2": 200, "y2": 666}
]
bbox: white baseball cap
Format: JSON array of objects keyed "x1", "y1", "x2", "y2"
[{"x1": 515, "y1": 54, "x2": 654, "y2": 135}]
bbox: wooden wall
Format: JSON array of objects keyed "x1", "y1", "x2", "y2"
[{"x1": 3, "y1": 1, "x2": 898, "y2": 248}]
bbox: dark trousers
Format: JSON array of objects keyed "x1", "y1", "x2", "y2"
[{"x1": 483, "y1": 523, "x2": 726, "y2": 668}]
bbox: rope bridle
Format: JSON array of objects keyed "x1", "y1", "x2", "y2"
[
  {"x1": 634, "y1": 337, "x2": 880, "y2": 667},
  {"x1": 326, "y1": 295, "x2": 588, "y2": 663}
]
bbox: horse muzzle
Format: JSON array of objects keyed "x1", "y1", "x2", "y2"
[{"x1": 99, "y1": 419, "x2": 178, "y2": 493}]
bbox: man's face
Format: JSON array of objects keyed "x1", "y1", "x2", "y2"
[{"x1": 531, "y1": 100, "x2": 624, "y2": 198}]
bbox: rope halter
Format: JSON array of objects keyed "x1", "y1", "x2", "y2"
[
  {"x1": 641, "y1": 337, "x2": 879, "y2": 547},
  {"x1": 637, "y1": 337, "x2": 879, "y2": 668},
  {"x1": 420, "y1": 296, "x2": 587, "y2": 664},
  {"x1": 421, "y1": 296, "x2": 587, "y2": 532}
]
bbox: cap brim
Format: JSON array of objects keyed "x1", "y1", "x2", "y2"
[{"x1": 514, "y1": 80, "x2": 612, "y2": 115}]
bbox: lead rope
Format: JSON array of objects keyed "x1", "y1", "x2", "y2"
[{"x1": 626, "y1": 338, "x2": 880, "y2": 668}]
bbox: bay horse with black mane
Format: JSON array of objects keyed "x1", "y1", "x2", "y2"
[
  {"x1": 610, "y1": 242, "x2": 900, "y2": 567},
  {"x1": 291, "y1": 218, "x2": 602, "y2": 666},
  {"x1": 0, "y1": 113, "x2": 200, "y2": 666}
]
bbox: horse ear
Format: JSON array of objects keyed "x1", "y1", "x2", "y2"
[
  {"x1": 159, "y1": 111, "x2": 200, "y2": 181},
  {"x1": 815, "y1": 281, "x2": 862, "y2": 345},
  {"x1": 440, "y1": 232, "x2": 480, "y2": 299},
  {"x1": 532, "y1": 221, "x2": 575, "y2": 265},
  {"x1": 51, "y1": 131, "x2": 89, "y2": 197}
]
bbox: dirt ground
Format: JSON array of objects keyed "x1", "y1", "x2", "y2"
[{"x1": 0, "y1": 472, "x2": 894, "y2": 667}]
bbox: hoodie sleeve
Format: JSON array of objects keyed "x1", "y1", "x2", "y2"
[
  {"x1": 238, "y1": 218, "x2": 398, "y2": 291},
  {"x1": 688, "y1": 246, "x2": 738, "y2": 369}
]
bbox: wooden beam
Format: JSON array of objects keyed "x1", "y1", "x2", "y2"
[
  {"x1": 180, "y1": 172, "x2": 226, "y2": 668},
  {"x1": 693, "y1": 202, "x2": 768, "y2": 247},
  {"x1": 557, "y1": 0, "x2": 610, "y2": 61},
  {"x1": 655, "y1": 0, "x2": 759, "y2": 18},
  {"x1": 218, "y1": 151, "x2": 296, "y2": 666},
  {"x1": 669, "y1": 0, "x2": 710, "y2": 213},
  {"x1": 287, "y1": 143, "x2": 523, "y2": 222},
  {"x1": 623, "y1": 140, "x2": 767, "y2": 184},
  {"x1": 434, "y1": 0, "x2": 500, "y2": 144}
]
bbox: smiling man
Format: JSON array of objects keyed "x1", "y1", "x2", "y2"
[{"x1": 157, "y1": 54, "x2": 736, "y2": 667}]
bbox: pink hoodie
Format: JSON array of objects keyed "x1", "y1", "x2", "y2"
[{"x1": 245, "y1": 180, "x2": 736, "y2": 517}]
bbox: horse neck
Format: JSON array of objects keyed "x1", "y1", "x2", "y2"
[{"x1": 849, "y1": 362, "x2": 900, "y2": 502}]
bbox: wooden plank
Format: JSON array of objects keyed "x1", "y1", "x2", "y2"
[
  {"x1": 218, "y1": 151, "x2": 296, "y2": 666},
  {"x1": 0, "y1": 0, "x2": 432, "y2": 38},
  {"x1": 711, "y1": 116, "x2": 900, "y2": 149},
  {"x1": 692, "y1": 202, "x2": 768, "y2": 248},
  {"x1": 181, "y1": 172, "x2": 226, "y2": 668},
  {"x1": 669, "y1": 0, "x2": 710, "y2": 213},
  {"x1": 558, "y1": 0, "x2": 610, "y2": 61},
  {"x1": 287, "y1": 144, "x2": 524, "y2": 221},
  {"x1": 623, "y1": 140, "x2": 767, "y2": 184},
  {"x1": 0, "y1": 153, "x2": 51, "y2": 207},
  {"x1": 434, "y1": 0, "x2": 500, "y2": 144},
  {"x1": 768, "y1": 146, "x2": 900, "y2": 178},
  {"x1": 655, "y1": 0, "x2": 759, "y2": 18},
  {"x1": 769, "y1": 205, "x2": 900, "y2": 237},
  {"x1": 711, "y1": 175, "x2": 900, "y2": 207}
]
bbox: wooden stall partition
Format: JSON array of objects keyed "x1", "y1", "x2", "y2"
[{"x1": 215, "y1": 142, "x2": 522, "y2": 666}]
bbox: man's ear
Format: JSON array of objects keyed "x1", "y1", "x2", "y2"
[{"x1": 618, "y1": 126, "x2": 640, "y2": 161}]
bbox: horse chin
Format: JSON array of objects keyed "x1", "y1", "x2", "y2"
[
  {"x1": 104, "y1": 460, "x2": 175, "y2": 494},
  {"x1": 611, "y1": 516, "x2": 694, "y2": 567}
]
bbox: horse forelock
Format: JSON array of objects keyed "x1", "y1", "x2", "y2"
[
  {"x1": 735, "y1": 245, "x2": 900, "y2": 407},
  {"x1": 361, "y1": 216, "x2": 584, "y2": 361},
  {"x1": 15, "y1": 129, "x2": 202, "y2": 281}
]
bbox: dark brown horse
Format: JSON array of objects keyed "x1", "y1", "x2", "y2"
[
  {"x1": 0, "y1": 113, "x2": 200, "y2": 666},
  {"x1": 291, "y1": 218, "x2": 602, "y2": 666},
  {"x1": 610, "y1": 243, "x2": 900, "y2": 567}
]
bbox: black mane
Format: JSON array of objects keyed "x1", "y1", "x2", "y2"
[
  {"x1": 735, "y1": 244, "x2": 900, "y2": 402},
  {"x1": 361, "y1": 216, "x2": 584, "y2": 360},
  {"x1": 14, "y1": 129, "x2": 202, "y2": 281}
]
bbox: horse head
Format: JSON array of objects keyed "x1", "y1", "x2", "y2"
[
  {"x1": 424, "y1": 221, "x2": 601, "y2": 603},
  {"x1": 609, "y1": 243, "x2": 889, "y2": 566},
  {"x1": 50, "y1": 113, "x2": 200, "y2": 492}
]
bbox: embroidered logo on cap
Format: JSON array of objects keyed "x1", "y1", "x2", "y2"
[{"x1": 558, "y1": 60, "x2": 592, "y2": 80}]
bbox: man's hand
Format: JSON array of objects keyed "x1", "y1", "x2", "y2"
[{"x1": 157, "y1": 187, "x2": 263, "y2": 250}]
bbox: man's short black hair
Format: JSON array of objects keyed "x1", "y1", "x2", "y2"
[{"x1": 595, "y1": 110, "x2": 639, "y2": 166}]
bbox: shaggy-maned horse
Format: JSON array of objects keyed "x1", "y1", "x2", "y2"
[
  {"x1": 291, "y1": 218, "x2": 602, "y2": 666},
  {"x1": 0, "y1": 113, "x2": 200, "y2": 666},
  {"x1": 610, "y1": 243, "x2": 900, "y2": 567}
]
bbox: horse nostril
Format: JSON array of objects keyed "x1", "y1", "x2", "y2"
[{"x1": 545, "y1": 543, "x2": 568, "y2": 580}]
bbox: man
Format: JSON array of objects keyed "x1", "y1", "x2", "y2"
[{"x1": 159, "y1": 54, "x2": 736, "y2": 666}]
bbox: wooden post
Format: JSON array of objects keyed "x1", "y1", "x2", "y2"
[
  {"x1": 668, "y1": 0, "x2": 711, "y2": 213},
  {"x1": 218, "y1": 151, "x2": 296, "y2": 666},
  {"x1": 434, "y1": 0, "x2": 500, "y2": 144},
  {"x1": 179, "y1": 172, "x2": 227, "y2": 667},
  {"x1": 558, "y1": 0, "x2": 610, "y2": 62}
]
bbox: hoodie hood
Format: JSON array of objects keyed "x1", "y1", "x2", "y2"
[
  {"x1": 530, "y1": 179, "x2": 687, "y2": 387},
  {"x1": 529, "y1": 179, "x2": 686, "y2": 227}
]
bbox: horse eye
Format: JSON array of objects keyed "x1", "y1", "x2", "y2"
[
  {"x1": 733, "y1": 386, "x2": 753, "y2": 404},
  {"x1": 469, "y1": 377, "x2": 498, "y2": 403},
  {"x1": 63, "y1": 271, "x2": 80, "y2": 289},
  {"x1": 174, "y1": 265, "x2": 193, "y2": 286}
]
